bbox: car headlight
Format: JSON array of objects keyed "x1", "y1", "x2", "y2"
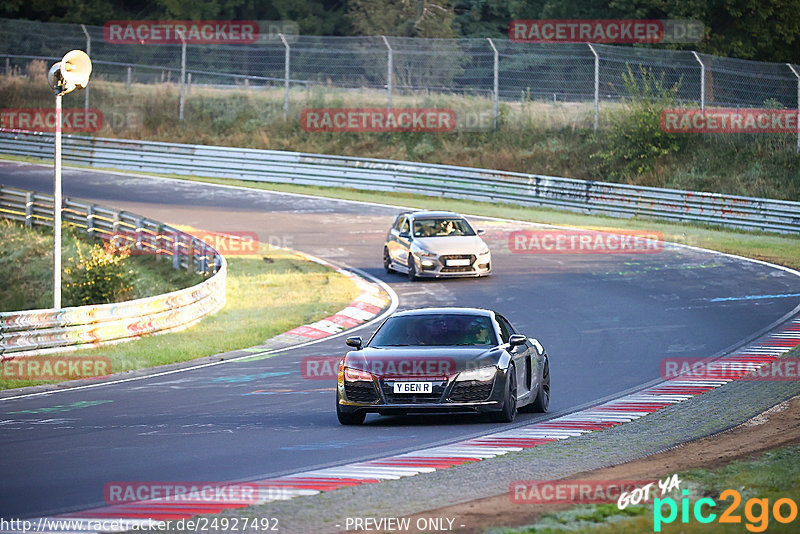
[
  {"x1": 344, "y1": 367, "x2": 374, "y2": 382},
  {"x1": 478, "y1": 244, "x2": 490, "y2": 255},
  {"x1": 413, "y1": 246, "x2": 437, "y2": 258},
  {"x1": 456, "y1": 366, "x2": 497, "y2": 382}
]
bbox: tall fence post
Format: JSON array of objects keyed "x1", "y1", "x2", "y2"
[
  {"x1": 692, "y1": 51, "x2": 705, "y2": 111},
  {"x1": 487, "y1": 38, "x2": 499, "y2": 130},
  {"x1": 179, "y1": 31, "x2": 186, "y2": 121},
  {"x1": 382, "y1": 36, "x2": 393, "y2": 110},
  {"x1": 81, "y1": 24, "x2": 91, "y2": 114},
  {"x1": 788, "y1": 64, "x2": 800, "y2": 154},
  {"x1": 587, "y1": 44, "x2": 599, "y2": 133},
  {"x1": 279, "y1": 33, "x2": 290, "y2": 120}
]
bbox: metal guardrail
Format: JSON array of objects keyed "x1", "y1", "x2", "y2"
[
  {"x1": 1, "y1": 130, "x2": 799, "y2": 233},
  {"x1": 0, "y1": 185, "x2": 227, "y2": 358}
]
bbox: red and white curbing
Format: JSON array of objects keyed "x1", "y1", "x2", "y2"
[
  {"x1": 40, "y1": 315, "x2": 800, "y2": 530},
  {"x1": 264, "y1": 254, "x2": 391, "y2": 345}
]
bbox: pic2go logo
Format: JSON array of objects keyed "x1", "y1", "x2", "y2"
[{"x1": 654, "y1": 489, "x2": 798, "y2": 532}]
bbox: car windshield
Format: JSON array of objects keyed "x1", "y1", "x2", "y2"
[
  {"x1": 370, "y1": 314, "x2": 497, "y2": 347},
  {"x1": 412, "y1": 218, "x2": 475, "y2": 238}
]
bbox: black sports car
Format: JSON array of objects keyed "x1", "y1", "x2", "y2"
[{"x1": 336, "y1": 307, "x2": 550, "y2": 425}]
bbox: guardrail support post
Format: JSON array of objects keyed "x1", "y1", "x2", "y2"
[
  {"x1": 788, "y1": 63, "x2": 800, "y2": 154},
  {"x1": 24, "y1": 192, "x2": 33, "y2": 227},
  {"x1": 81, "y1": 24, "x2": 91, "y2": 114},
  {"x1": 5, "y1": 56, "x2": 9, "y2": 75},
  {"x1": 279, "y1": 33, "x2": 290, "y2": 120},
  {"x1": 187, "y1": 239, "x2": 195, "y2": 274},
  {"x1": 692, "y1": 51, "x2": 705, "y2": 111},
  {"x1": 382, "y1": 36, "x2": 393, "y2": 110},
  {"x1": 587, "y1": 44, "x2": 599, "y2": 132},
  {"x1": 86, "y1": 205, "x2": 95, "y2": 238},
  {"x1": 172, "y1": 235, "x2": 181, "y2": 270},
  {"x1": 126, "y1": 66, "x2": 132, "y2": 89},
  {"x1": 487, "y1": 38, "x2": 499, "y2": 130}
]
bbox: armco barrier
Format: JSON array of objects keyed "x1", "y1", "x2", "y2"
[
  {"x1": 1, "y1": 130, "x2": 798, "y2": 233},
  {"x1": 0, "y1": 186, "x2": 226, "y2": 359}
]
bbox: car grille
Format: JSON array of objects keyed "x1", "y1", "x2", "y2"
[
  {"x1": 381, "y1": 380, "x2": 446, "y2": 404},
  {"x1": 345, "y1": 381, "x2": 379, "y2": 403},
  {"x1": 449, "y1": 379, "x2": 494, "y2": 402},
  {"x1": 440, "y1": 254, "x2": 476, "y2": 273}
]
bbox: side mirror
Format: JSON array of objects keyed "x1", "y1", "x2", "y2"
[
  {"x1": 345, "y1": 336, "x2": 363, "y2": 349},
  {"x1": 476, "y1": 229, "x2": 486, "y2": 235},
  {"x1": 399, "y1": 231, "x2": 412, "y2": 240},
  {"x1": 509, "y1": 334, "x2": 527, "y2": 348}
]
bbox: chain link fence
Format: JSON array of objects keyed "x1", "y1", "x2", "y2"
[{"x1": 1, "y1": 17, "x2": 799, "y2": 135}]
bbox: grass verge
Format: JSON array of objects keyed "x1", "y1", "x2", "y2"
[
  {"x1": 0, "y1": 225, "x2": 361, "y2": 390},
  {"x1": 490, "y1": 441, "x2": 800, "y2": 533}
]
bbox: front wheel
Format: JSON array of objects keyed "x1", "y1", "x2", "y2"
[
  {"x1": 490, "y1": 365, "x2": 517, "y2": 423},
  {"x1": 529, "y1": 357, "x2": 550, "y2": 413},
  {"x1": 407, "y1": 254, "x2": 418, "y2": 281},
  {"x1": 336, "y1": 393, "x2": 366, "y2": 425}
]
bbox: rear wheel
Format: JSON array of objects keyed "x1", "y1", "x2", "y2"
[
  {"x1": 490, "y1": 364, "x2": 517, "y2": 423},
  {"x1": 336, "y1": 393, "x2": 366, "y2": 425},
  {"x1": 407, "y1": 254, "x2": 418, "y2": 281},
  {"x1": 529, "y1": 357, "x2": 550, "y2": 413}
]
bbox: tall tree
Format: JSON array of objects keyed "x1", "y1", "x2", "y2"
[{"x1": 347, "y1": 0, "x2": 458, "y2": 38}]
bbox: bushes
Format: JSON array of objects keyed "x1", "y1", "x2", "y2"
[
  {"x1": 64, "y1": 241, "x2": 135, "y2": 306},
  {"x1": 591, "y1": 65, "x2": 687, "y2": 179}
]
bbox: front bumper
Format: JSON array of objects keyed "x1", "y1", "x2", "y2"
[
  {"x1": 337, "y1": 371, "x2": 508, "y2": 415},
  {"x1": 414, "y1": 252, "x2": 491, "y2": 278}
]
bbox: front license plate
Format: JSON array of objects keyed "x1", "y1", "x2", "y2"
[
  {"x1": 393, "y1": 382, "x2": 433, "y2": 394},
  {"x1": 446, "y1": 259, "x2": 471, "y2": 266}
]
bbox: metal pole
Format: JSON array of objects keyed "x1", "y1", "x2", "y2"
[
  {"x1": 126, "y1": 66, "x2": 131, "y2": 88},
  {"x1": 692, "y1": 51, "x2": 705, "y2": 111},
  {"x1": 81, "y1": 24, "x2": 90, "y2": 114},
  {"x1": 179, "y1": 31, "x2": 186, "y2": 121},
  {"x1": 788, "y1": 64, "x2": 800, "y2": 153},
  {"x1": 382, "y1": 36, "x2": 392, "y2": 110},
  {"x1": 588, "y1": 44, "x2": 599, "y2": 132},
  {"x1": 279, "y1": 33, "x2": 290, "y2": 120},
  {"x1": 53, "y1": 93, "x2": 62, "y2": 309},
  {"x1": 487, "y1": 38, "x2": 499, "y2": 130}
]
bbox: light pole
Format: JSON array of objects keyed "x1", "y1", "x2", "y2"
[{"x1": 47, "y1": 50, "x2": 92, "y2": 309}]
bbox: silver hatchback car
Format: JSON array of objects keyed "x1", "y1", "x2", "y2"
[{"x1": 383, "y1": 211, "x2": 491, "y2": 280}]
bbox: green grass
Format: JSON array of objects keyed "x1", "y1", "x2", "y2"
[
  {"x1": 0, "y1": 222, "x2": 361, "y2": 390},
  {"x1": 0, "y1": 219, "x2": 203, "y2": 311},
  {"x1": 489, "y1": 442, "x2": 800, "y2": 533},
  {"x1": 1, "y1": 69, "x2": 798, "y2": 200}
]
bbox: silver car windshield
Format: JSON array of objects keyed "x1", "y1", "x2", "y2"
[
  {"x1": 370, "y1": 314, "x2": 497, "y2": 346},
  {"x1": 412, "y1": 218, "x2": 475, "y2": 238}
]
